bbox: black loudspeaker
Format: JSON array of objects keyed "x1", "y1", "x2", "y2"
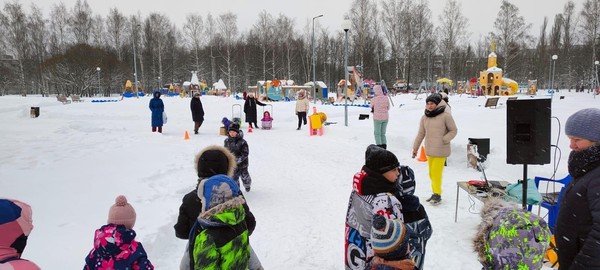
[{"x1": 506, "y1": 98, "x2": 551, "y2": 165}]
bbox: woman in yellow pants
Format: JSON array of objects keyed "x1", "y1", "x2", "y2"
[{"x1": 412, "y1": 93, "x2": 458, "y2": 204}]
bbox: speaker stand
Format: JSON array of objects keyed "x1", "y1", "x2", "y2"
[{"x1": 521, "y1": 164, "x2": 528, "y2": 210}]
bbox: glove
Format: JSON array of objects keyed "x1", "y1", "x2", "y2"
[
  {"x1": 411, "y1": 150, "x2": 417, "y2": 159},
  {"x1": 295, "y1": 112, "x2": 298, "y2": 115}
]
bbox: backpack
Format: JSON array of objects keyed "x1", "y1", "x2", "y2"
[{"x1": 484, "y1": 208, "x2": 551, "y2": 270}]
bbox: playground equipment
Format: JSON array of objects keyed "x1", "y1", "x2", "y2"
[
  {"x1": 336, "y1": 66, "x2": 365, "y2": 103},
  {"x1": 122, "y1": 80, "x2": 145, "y2": 97},
  {"x1": 478, "y1": 41, "x2": 518, "y2": 96},
  {"x1": 309, "y1": 106, "x2": 327, "y2": 136}
]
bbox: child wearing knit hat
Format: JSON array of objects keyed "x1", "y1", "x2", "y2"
[
  {"x1": 370, "y1": 214, "x2": 415, "y2": 270},
  {"x1": 84, "y1": 195, "x2": 154, "y2": 270},
  {"x1": 0, "y1": 198, "x2": 40, "y2": 270}
]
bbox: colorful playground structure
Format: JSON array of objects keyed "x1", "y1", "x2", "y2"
[
  {"x1": 122, "y1": 80, "x2": 145, "y2": 98},
  {"x1": 478, "y1": 43, "x2": 518, "y2": 96}
]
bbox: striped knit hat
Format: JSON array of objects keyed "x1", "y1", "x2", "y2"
[{"x1": 370, "y1": 214, "x2": 411, "y2": 260}]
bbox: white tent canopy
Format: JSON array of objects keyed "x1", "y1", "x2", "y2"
[{"x1": 213, "y1": 79, "x2": 227, "y2": 90}]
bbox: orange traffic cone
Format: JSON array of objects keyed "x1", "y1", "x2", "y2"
[
  {"x1": 184, "y1": 131, "x2": 190, "y2": 140},
  {"x1": 417, "y1": 146, "x2": 428, "y2": 162},
  {"x1": 247, "y1": 126, "x2": 253, "y2": 133}
]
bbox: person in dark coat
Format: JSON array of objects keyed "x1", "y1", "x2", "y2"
[
  {"x1": 190, "y1": 92, "x2": 205, "y2": 134},
  {"x1": 149, "y1": 91, "x2": 164, "y2": 133},
  {"x1": 224, "y1": 123, "x2": 252, "y2": 192},
  {"x1": 243, "y1": 93, "x2": 266, "y2": 129},
  {"x1": 173, "y1": 145, "x2": 261, "y2": 270},
  {"x1": 556, "y1": 108, "x2": 600, "y2": 269}
]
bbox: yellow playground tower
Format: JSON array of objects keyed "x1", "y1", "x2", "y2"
[{"x1": 478, "y1": 42, "x2": 518, "y2": 96}]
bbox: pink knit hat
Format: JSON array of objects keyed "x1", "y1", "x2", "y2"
[{"x1": 107, "y1": 195, "x2": 136, "y2": 229}]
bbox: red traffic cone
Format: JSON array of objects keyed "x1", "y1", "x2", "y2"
[{"x1": 247, "y1": 125, "x2": 253, "y2": 133}]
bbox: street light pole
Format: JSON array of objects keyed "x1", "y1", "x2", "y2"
[
  {"x1": 551, "y1": 55, "x2": 558, "y2": 91},
  {"x1": 595, "y1": 60, "x2": 599, "y2": 97},
  {"x1": 158, "y1": 76, "x2": 161, "y2": 91},
  {"x1": 96, "y1": 67, "x2": 101, "y2": 96},
  {"x1": 312, "y1": 14, "x2": 323, "y2": 103},
  {"x1": 133, "y1": 24, "x2": 140, "y2": 98},
  {"x1": 343, "y1": 18, "x2": 350, "y2": 127}
]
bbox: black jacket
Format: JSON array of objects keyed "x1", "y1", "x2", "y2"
[
  {"x1": 243, "y1": 97, "x2": 265, "y2": 123},
  {"x1": 190, "y1": 97, "x2": 205, "y2": 122},
  {"x1": 556, "y1": 145, "x2": 600, "y2": 269}
]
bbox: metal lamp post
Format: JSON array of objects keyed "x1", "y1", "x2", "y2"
[
  {"x1": 343, "y1": 18, "x2": 350, "y2": 127},
  {"x1": 551, "y1": 55, "x2": 558, "y2": 90},
  {"x1": 133, "y1": 24, "x2": 140, "y2": 98},
  {"x1": 311, "y1": 14, "x2": 323, "y2": 103},
  {"x1": 96, "y1": 67, "x2": 101, "y2": 96},
  {"x1": 158, "y1": 76, "x2": 161, "y2": 91}
]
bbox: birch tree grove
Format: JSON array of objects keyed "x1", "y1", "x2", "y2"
[{"x1": 0, "y1": 0, "x2": 598, "y2": 96}]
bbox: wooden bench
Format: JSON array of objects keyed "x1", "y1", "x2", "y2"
[
  {"x1": 484, "y1": 97, "x2": 500, "y2": 108},
  {"x1": 71, "y1": 95, "x2": 83, "y2": 102},
  {"x1": 57, "y1": 95, "x2": 71, "y2": 104}
]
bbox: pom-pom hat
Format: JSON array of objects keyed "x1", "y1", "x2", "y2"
[
  {"x1": 370, "y1": 214, "x2": 411, "y2": 260},
  {"x1": 107, "y1": 195, "x2": 136, "y2": 229},
  {"x1": 565, "y1": 108, "x2": 600, "y2": 142}
]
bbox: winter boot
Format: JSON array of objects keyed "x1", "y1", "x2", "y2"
[
  {"x1": 426, "y1": 193, "x2": 441, "y2": 205},
  {"x1": 381, "y1": 144, "x2": 387, "y2": 149}
]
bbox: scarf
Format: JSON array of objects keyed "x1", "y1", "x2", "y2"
[
  {"x1": 424, "y1": 105, "x2": 446, "y2": 118},
  {"x1": 568, "y1": 143, "x2": 600, "y2": 178}
]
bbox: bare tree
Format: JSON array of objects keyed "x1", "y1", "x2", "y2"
[
  {"x1": 580, "y1": 0, "x2": 600, "y2": 74},
  {"x1": 217, "y1": 12, "x2": 238, "y2": 90},
  {"x1": 492, "y1": 0, "x2": 532, "y2": 75},
  {"x1": 90, "y1": 14, "x2": 105, "y2": 47},
  {"x1": 252, "y1": 10, "x2": 273, "y2": 80},
  {"x1": 183, "y1": 14, "x2": 205, "y2": 72},
  {"x1": 28, "y1": 3, "x2": 48, "y2": 94},
  {"x1": 205, "y1": 13, "x2": 217, "y2": 83},
  {"x1": 381, "y1": 0, "x2": 402, "y2": 79},
  {"x1": 145, "y1": 13, "x2": 172, "y2": 89},
  {"x1": 1, "y1": 1, "x2": 29, "y2": 95},
  {"x1": 48, "y1": 2, "x2": 71, "y2": 55},
  {"x1": 106, "y1": 7, "x2": 127, "y2": 61},
  {"x1": 536, "y1": 17, "x2": 549, "y2": 86},
  {"x1": 70, "y1": 0, "x2": 93, "y2": 44},
  {"x1": 561, "y1": 1, "x2": 578, "y2": 89},
  {"x1": 436, "y1": 0, "x2": 469, "y2": 79},
  {"x1": 401, "y1": 0, "x2": 434, "y2": 87},
  {"x1": 274, "y1": 14, "x2": 295, "y2": 80},
  {"x1": 350, "y1": 0, "x2": 376, "y2": 66}
]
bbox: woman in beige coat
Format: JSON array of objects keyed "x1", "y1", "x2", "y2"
[
  {"x1": 295, "y1": 90, "x2": 310, "y2": 130},
  {"x1": 412, "y1": 93, "x2": 457, "y2": 204}
]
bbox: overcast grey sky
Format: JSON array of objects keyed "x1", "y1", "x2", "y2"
[{"x1": 16, "y1": 0, "x2": 571, "y2": 41}]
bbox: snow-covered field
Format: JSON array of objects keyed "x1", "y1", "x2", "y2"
[{"x1": 1, "y1": 90, "x2": 589, "y2": 269}]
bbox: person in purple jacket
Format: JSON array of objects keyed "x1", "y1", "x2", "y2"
[
  {"x1": 84, "y1": 195, "x2": 154, "y2": 270},
  {"x1": 370, "y1": 85, "x2": 390, "y2": 149}
]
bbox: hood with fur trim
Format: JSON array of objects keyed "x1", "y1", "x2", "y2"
[{"x1": 194, "y1": 145, "x2": 237, "y2": 178}]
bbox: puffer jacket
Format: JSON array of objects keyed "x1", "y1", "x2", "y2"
[
  {"x1": 344, "y1": 166, "x2": 404, "y2": 270},
  {"x1": 0, "y1": 199, "x2": 40, "y2": 270},
  {"x1": 412, "y1": 106, "x2": 457, "y2": 157},
  {"x1": 84, "y1": 224, "x2": 154, "y2": 269},
  {"x1": 224, "y1": 132, "x2": 249, "y2": 169},
  {"x1": 149, "y1": 91, "x2": 164, "y2": 127},
  {"x1": 556, "y1": 144, "x2": 600, "y2": 269},
  {"x1": 473, "y1": 197, "x2": 550, "y2": 270},
  {"x1": 191, "y1": 196, "x2": 250, "y2": 270},
  {"x1": 295, "y1": 95, "x2": 310, "y2": 113},
  {"x1": 369, "y1": 86, "x2": 389, "y2": 121}
]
